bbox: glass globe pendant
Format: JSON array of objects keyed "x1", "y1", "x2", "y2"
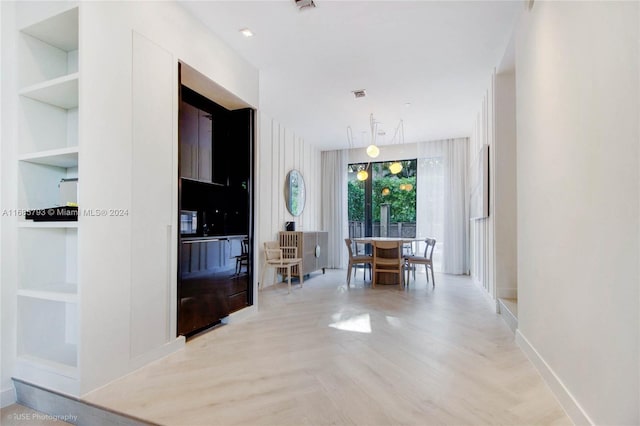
[
  {"x1": 366, "y1": 144, "x2": 380, "y2": 158},
  {"x1": 389, "y1": 161, "x2": 403, "y2": 174}
]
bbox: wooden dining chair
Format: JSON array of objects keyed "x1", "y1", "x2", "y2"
[
  {"x1": 259, "y1": 241, "x2": 303, "y2": 293},
  {"x1": 405, "y1": 238, "x2": 436, "y2": 287},
  {"x1": 372, "y1": 240, "x2": 404, "y2": 289},
  {"x1": 345, "y1": 238, "x2": 372, "y2": 286},
  {"x1": 235, "y1": 238, "x2": 249, "y2": 275}
]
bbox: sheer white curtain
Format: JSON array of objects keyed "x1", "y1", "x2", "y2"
[
  {"x1": 443, "y1": 138, "x2": 469, "y2": 274},
  {"x1": 417, "y1": 138, "x2": 469, "y2": 274},
  {"x1": 321, "y1": 150, "x2": 348, "y2": 269},
  {"x1": 417, "y1": 141, "x2": 445, "y2": 271}
]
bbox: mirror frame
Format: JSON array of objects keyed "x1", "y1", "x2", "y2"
[{"x1": 284, "y1": 169, "x2": 306, "y2": 217}]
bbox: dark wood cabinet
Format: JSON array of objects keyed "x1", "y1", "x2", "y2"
[
  {"x1": 177, "y1": 83, "x2": 253, "y2": 337},
  {"x1": 179, "y1": 102, "x2": 212, "y2": 182},
  {"x1": 177, "y1": 237, "x2": 250, "y2": 336}
]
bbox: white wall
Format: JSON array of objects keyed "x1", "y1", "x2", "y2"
[
  {"x1": 516, "y1": 2, "x2": 639, "y2": 424},
  {"x1": 77, "y1": 0, "x2": 259, "y2": 395},
  {"x1": 256, "y1": 112, "x2": 321, "y2": 288},
  {"x1": 493, "y1": 71, "x2": 517, "y2": 300}
]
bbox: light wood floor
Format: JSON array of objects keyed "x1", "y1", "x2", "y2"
[{"x1": 84, "y1": 270, "x2": 570, "y2": 426}]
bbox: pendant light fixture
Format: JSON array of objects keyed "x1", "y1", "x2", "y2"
[
  {"x1": 366, "y1": 144, "x2": 380, "y2": 158},
  {"x1": 366, "y1": 113, "x2": 380, "y2": 159},
  {"x1": 388, "y1": 120, "x2": 405, "y2": 174},
  {"x1": 348, "y1": 127, "x2": 370, "y2": 181},
  {"x1": 389, "y1": 161, "x2": 403, "y2": 174}
]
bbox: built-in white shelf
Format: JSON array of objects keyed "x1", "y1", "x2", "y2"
[
  {"x1": 18, "y1": 221, "x2": 78, "y2": 229},
  {"x1": 20, "y1": 6, "x2": 79, "y2": 52},
  {"x1": 20, "y1": 73, "x2": 79, "y2": 110},
  {"x1": 18, "y1": 283, "x2": 78, "y2": 303},
  {"x1": 18, "y1": 296, "x2": 79, "y2": 369},
  {"x1": 15, "y1": 3, "x2": 82, "y2": 397},
  {"x1": 19, "y1": 146, "x2": 78, "y2": 168}
]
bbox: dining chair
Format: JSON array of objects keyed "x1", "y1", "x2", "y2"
[
  {"x1": 259, "y1": 241, "x2": 303, "y2": 293},
  {"x1": 235, "y1": 238, "x2": 249, "y2": 275},
  {"x1": 405, "y1": 238, "x2": 436, "y2": 287},
  {"x1": 345, "y1": 238, "x2": 372, "y2": 286},
  {"x1": 372, "y1": 240, "x2": 404, "y2": 289},
  {"x1": 401, "y1": 241, "x2": 414, "y2": 257}
]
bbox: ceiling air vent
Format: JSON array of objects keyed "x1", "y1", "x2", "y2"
[
  {"x1": 295, "y1": 0, "x2": 316, "y2": 10},
  {"x1": 352, "y1": 89, "x2": 366, "y2": 99}
]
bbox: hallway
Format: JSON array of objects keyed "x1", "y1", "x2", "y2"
[{"x1": 84, "y1": 270, "x2": 569, "y2": 425}]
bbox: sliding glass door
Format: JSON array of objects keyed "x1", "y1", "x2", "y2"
[{"x1": 348, "y1": 157, "x2": 444, "y2": 272}]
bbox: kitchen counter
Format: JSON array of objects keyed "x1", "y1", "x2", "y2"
[{"x1": 181, "y1": 234, "x2": 247, "y2": 243}]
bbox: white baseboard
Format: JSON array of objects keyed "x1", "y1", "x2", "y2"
[
  {"x1": 515, "y1": 330, "x2": 593, "y2": 425},
  {"x1": 1, "y1": 385, "x2": 16, "y2": 407},
  {"x1": 497, "y1": 299, "x2": 517, "y2": 333}
]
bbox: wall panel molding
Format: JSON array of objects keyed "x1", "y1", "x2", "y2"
[{"x1": 255, "y1": 114, "x2": 321, "y2": 292}]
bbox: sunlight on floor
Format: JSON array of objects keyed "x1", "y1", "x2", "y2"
[
  {"x1": 385, "y1": 315, "x2": 403, "y2": 328},
  {"x1": 328, "y1": 312, "x2": 372, "y2": 333}
]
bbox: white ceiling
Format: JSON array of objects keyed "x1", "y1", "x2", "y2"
[{"x1": 179, "y1": 0, "x2": 521, "y2": 151}]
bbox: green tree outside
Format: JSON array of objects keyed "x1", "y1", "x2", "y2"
[
  {"x1": 348, "y1": 159, "x2": 417, "y2": 223},
  {"x1": 348, "y1": 179, "x2": 365, "y2": 221},
  {"x1": 372, "y1": 176, "x2": 416, "y2": 222}
]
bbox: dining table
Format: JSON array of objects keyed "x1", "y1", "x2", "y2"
[
  {"x1": 352, "y1": 237, "x2": 426, "y2": 286},
  {"x1": 352, "y1": 237, "x2": 422, "y2": 244}
]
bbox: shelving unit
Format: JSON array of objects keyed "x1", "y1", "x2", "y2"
[
  {"x1": 18, "y1": 287, "x2": 79, "y2": 304},
  {"x1": 17, "y1": 296, "x2": 78, "y2": 369},
  {"x1": 19, "y1": 73, "x2": 79, "y2": 110},
  {"x1": 15, "y1": 5, "x2": 81, "y2": 392},
  {"x1": 19, "y1": 147, "x2": 79, "y2": 168},
  {"x1": 18, "y1": 227, "x2": 77, "y2": 291}
]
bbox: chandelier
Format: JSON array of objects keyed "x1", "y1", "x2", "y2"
[{"x1": 347, "y1": 115, "x2": 407, "y2": 181}]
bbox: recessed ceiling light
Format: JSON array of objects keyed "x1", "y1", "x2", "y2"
[
  {"x1": 352, "y1": 89, "x2": 366, "y2": 99},
  {"x1": 404, "y1": 102, "x2": 412, "y2": 107},
  {"x1": 239, "y1": 28, "x2": 254, "y2": 37},
  {"x1": 295, "y1": 0, "x2": 316, "y2": 10}
]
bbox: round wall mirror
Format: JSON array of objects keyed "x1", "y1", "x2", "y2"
[{"x1": 285, "y1": 169, "x2": 306, "y2": 217}]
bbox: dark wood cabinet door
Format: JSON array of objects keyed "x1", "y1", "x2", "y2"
[
  {"x1": 179, "y1": 102, "x2": 198, "y2": 179},
  {"x1": 178, "y1": 275, "x2": 229, "y2": 336}
]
